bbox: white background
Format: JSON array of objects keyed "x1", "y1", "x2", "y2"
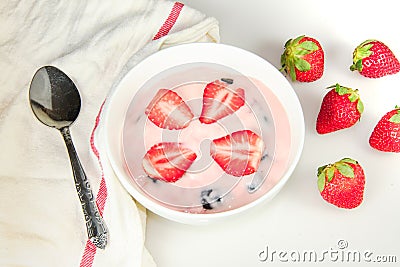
[{"x1": 146, "y1": 1, "x2": 400, "y2": 266}]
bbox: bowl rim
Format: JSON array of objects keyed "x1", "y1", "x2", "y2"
[{"x1": 102, "y1": 42, "x2": 305, "y2": 224}]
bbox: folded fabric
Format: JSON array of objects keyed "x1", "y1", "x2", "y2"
[{"x1": 0, "y1": 0, "x2": 219, "y2": 266}]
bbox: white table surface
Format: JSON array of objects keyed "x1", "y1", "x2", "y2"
[{"x1": 145, "y1": 1, "x2": 400, "y2": 266}]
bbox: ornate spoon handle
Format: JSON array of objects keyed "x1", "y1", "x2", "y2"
[{"x1": 60, "y1": 127, "x2": 108, "y2": 249}]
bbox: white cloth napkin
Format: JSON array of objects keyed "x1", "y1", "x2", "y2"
[{"x1": 0, "y1": 0, "x2": 219, "y2": 266}]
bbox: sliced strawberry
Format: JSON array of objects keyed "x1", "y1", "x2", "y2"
[
  {"x1": 142, "y1": 142, "x2": 197, "y2": 182},
  {"x1": 210, "y1": 130, "x2": 265, "y2": 177},
  {"x1": 199, "y1": 79, "x2": 245, "y2": 124},
  {"x1": 145, "y1": 89, "x2": 194, "y2": 130}
]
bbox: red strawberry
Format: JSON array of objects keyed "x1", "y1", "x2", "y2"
[
  {"x1": 280, "y1": 35, "x2": 324, "y2": 82},
  {"x1": 199, "y1": 79, "x2": 245, "y2": 124},
  {"x1": 317, "y1": 158, "x2": 365, "y2": 209},
  {"x1": 142, "y1": 142, "x2": 197, "y2": 182},
  {"x1": 316, "y1": 83, "x2": 364, "y2": 134},
  {"x1": 369, "y1": 106, "x2": 400, "y2": 152},
  {"x1": 210, "y1": 130, "x2": 265, "y2": 177},
  {"x1": 145, "y1": 89, "x2": 194, "y2": 130},
  {"x1": 350, "y1": 39, "x2": 400, "y2": 78}
]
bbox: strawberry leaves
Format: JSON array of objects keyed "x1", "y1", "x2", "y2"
[
  {"x1": 350, "y1": 40, "x2": 374, "y2": 72},
  {"x1": 293, "y1": 40, "x2": 318, "y2": 71},
  {"x1": 292, "y1": 39, "x2": 319, "y2": 72},
  {"x1": 317, "y1": 158, "x2": 357, "y2": 192},
  {"x1": 389, "y1": 107, "x2": 400, "y2": 123},
  {"x1": 281, "y1": 35, "x2": 323, "y2": 82},
  {"x1": 317, "y1": 158, "x2": 365, "y2": 209},
  {"x1": 369, "y1": 106, "x2": 400, "y2": 152},
  {"x1": 328, "y1": 83, "x2": 364, "y2": 114},
  {"x1": 350, "y1": 39, "x2": 400, "y2": 78},
  {"x1": 316, "y1": 83, "x2": 364, "y2": 134},
  {"x1": 299, "y1": 40, "x2": 319, "y2": 51},
  {"x1": 335, "y1": 161, "x2": 355, "y2": 178}
]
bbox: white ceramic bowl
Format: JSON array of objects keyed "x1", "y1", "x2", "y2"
[{"x1": 102, "y1": 43, "x2": 304, "y2": 224}]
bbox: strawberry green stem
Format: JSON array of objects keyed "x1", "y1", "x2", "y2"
[
  {"x1": 280, "y1": 35, "x2": 318, "y2": 81},
  {"x1": 350, "y1": 40, "x2": 376, "y2": 72}
]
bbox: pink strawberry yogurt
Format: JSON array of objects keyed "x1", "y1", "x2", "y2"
[{"x1": 123, "y1": 66, "x2": 291, "y2": 214}]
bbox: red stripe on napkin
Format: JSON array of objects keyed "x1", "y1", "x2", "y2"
[
  {"x1": 80, "y1": 241, "x2": 97, "y2": 267},
  {"x1": 153, "y1": 2, "x2": 184, "y2": 40},
  {"x1": 89, "y1": 101, "x2": 107, "y2": 217},
  {"x1": 80, "y1": 101, "x2": 107, "y2": 267},
  {"x1": 80, "y1": 2, "x2": 185, "y2": 265}
]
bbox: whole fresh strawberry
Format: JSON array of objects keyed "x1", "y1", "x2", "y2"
[
  {"x1": 369, "y1": 106, "x2": 400, "y2": 152},
  {"x1": 142, "y1": 142, "x2": 197, "y2": 182},
  {"x1": 350, "y1": 39, "x2": 400, "y2": 78},
  {"x1": 280, "y1": 35, "x2": 324, "y2": 82},
  {"x1": 210, "y1": 130, "x2": 265, "y2": 177},
  {"x1": 316, "y1": 83, "x2": 364, "y2": 134},
  {"x1": 317, "y1": 158, "x2": 365, "y2": 209}
]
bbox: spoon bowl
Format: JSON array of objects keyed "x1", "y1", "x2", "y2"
[
  {"x1": 29, "y1": 66, "x2": 108, "y2": 249},
  {"x1": 30, "y1": 66, "x2": 81, "y2": 129}
]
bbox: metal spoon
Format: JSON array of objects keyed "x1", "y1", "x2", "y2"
[{"x1": 29, "y1": 66, "x2": 108, "y2": 249}]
